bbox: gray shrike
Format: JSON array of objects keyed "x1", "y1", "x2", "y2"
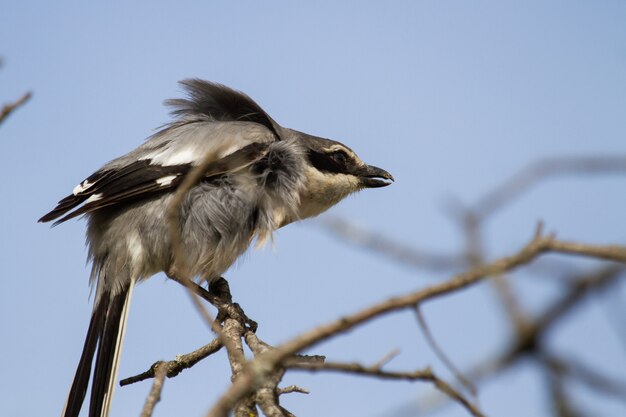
[{"x1": 40, "y1": 79, "x2": 393, "y2": 417}]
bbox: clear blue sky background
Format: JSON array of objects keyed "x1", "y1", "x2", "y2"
[{"x1": 2, "y1": 2, "x2": 626, "y2": 417}]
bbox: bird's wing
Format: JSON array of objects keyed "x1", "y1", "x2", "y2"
[{"x1": 39, "y1": 140, "x2": 270, "y2": 225}]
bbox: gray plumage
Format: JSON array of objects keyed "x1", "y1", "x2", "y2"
[{"x1": 40, "y1": 79, "x2": 393, "y2": 417}]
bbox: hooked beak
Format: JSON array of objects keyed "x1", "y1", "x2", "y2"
[{"x1": 359, "y1": 165, "x2": 394, "y2": 188}]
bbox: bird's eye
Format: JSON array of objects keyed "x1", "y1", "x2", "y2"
[{"x1": 330, "y1": 149, "x2": 349, "y2": 164}]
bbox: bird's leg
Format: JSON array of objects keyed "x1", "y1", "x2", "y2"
[
  {"x1": 209, "y1": 277, "x2": 258, "y2": 332},
  {"x1": 166, "y1": 274, "x2": 258, "y2": 332},
  {"x1": 166, "y1": 273, "x2": 220, "y2": 304},
  {"x1": 207, "y1": 277, "x2": 233, "y2": 303}
]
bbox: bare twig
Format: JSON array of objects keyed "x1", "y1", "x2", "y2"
[
  {"x1": 0, "y1": 91, "x2": 31, "y2": 126},
  {"x1": 371, "y1": 348, "x2": 401, "y2": 369},
  {"x1": 290, "y1": 361, "x2": 484, "y2": 417},
  {"x1": 600, "y1": 290, "x2": 626, "y2": 353},
  {"x1": 322, "y1": 216, "x2": 466, "y2": 271},
  {"x1": 415, "y1": 305, "x2": 476, "y2": 397},
  {"x1": 222, "y1": 316, "x2": 247, "y2": 378},
  {"x1": 544, "y1": 358, "x2": 589, "y2": 417},
  {"x1": 277, "y1": 386, "x2": 309, "y2": 395},
  {"x1": 544, "y1": 354, "x2": 626, "y2": 402},
  {"x1": 411, "y1": 265, "x2": 625, "y2": 415},
  {"x1": 164, "y1": 143, "x2": 249, "y2": 362},
  {"x1": 456, "y1": 209, "x2": 530, "y2": 336},
  {"x1": 165, "y1": 147, "x2": 221, "y2": 327},
  {"x1": 254, "y1": 368, "x2": 291, "y2": 417},
  {"x1": 139, "y1": 363, "x2": 168, "y2": 417},
  {"x1": 121, "y1": 338, "x2": 223, "y2": 386},
  {"x1": 511, "y1": 266, "x2": 624, "y2": 356},
  {"x1": 473, "y1": 156, "x2": 626, "y2": 219}
]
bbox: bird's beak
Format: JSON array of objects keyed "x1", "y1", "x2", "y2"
[{"x1": 359, "y1": 164, "x2": 394, "y2": 188}]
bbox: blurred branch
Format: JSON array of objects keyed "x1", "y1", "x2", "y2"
[
  {"x1": 322, "y1": 216, "x2": 466, "y2": 271},
  {"x1": 457, "y1": 207, "x2": 530, "y2": 339},
  {"x1": 491, "y1": 265, "x2": 621, "y2": 370},
  {"x1": 599, "y1": 286, "x2": 626, "y2": 353},
  {"x1": 517, "y1": 266, "x2": 625, "y2": 352},
  {"x1": 139, "y1": 362, "x2": 168, "y2": 417},
  {"x1": 0, "y1": 91, "x2": 31, "y2": 126},
  {"x1": 290, "y1": 360, "x2": 485, "y2": 417},
  {"x1": 325, "y1": 156, "x2": 626, "y2": 272},
  {"x1": 415, "y1": 305, "x2": 476, "y2": 397},
  {"x1": 471, "y1": 156, "x2": 626, "y2": 220},
  {"x1": 544, "y1": 354, "x2": 626, "y2": 402},
  {"x1": 545, "y1": 362, "x2": 587, "y2": 417},
  {"x1": 410, "y1": 265, "x2": 625, "y2": 415}
]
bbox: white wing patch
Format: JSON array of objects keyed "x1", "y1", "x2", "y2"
[
  {"x1": 73, "y1": 179, "x2": 94, "y2": 195},
  {"x1": 141, "y1": 148, "x2": 196, "y2": 166},
  {"x1": 156, "y1": 175, "x2": 178, "y2": 187},
  {"x1": 85, "y1": 193, "x2": 103, "y2": 203},
  {"x1": 140, "y1": 122, "x2": 271, "y2": 166}
]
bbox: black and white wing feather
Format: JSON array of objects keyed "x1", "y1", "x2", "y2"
[
  {"x1": 39, "y1": 142, "x2": 270, "y2": 225},
  {"x1": 39, "y1": 160, "x2": 187, "y2": 224}
]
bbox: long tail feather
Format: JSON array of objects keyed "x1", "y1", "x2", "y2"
[
  {"x1": 90, "y1": 281, "x2": 135, "y2": 417},
  {"x1": 61, "y1": 295, "x2": 110, "y2": 417},
  {"x1": 62, "y1": 280, "x2": 135, "y2": 417}
]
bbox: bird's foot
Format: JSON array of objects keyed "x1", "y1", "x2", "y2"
[{"x1": 210, "y1": 277, "x2": 258, "y2": 332}]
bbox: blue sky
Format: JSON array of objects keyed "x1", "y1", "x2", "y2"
[{"x1": 2, "y1": 2, "x2": 626, "y2": 417}]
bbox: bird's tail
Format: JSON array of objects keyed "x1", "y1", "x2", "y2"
[{"x1": 62, "y1": 280, "x2": 135, "y2": 417}]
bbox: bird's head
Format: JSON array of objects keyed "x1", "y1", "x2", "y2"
[{"x1": 287, "y1": 130, "x2": 394, "y2": 220}]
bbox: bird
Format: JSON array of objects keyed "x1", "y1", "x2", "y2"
[{"x1": 40, "y1": 79, "x2": 393, "y2": 417}]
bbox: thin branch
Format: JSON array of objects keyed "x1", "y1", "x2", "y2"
[
  {"x1": 599, "y1": 289, "x2": 626, "y2": 353},
  {"x1": 166, "y1": 149, "x2": 221, "y2": 326},
  {"x1": 290, "y1": 361, "x2": 485, "y2": 417},
  {"x1": 254, "y1": 368, "x2": 291, "y2": 417},
  {"x1": 457, "y1": 209, "x2": 530, "y2": 336},
  {"x1": 277, "y1": 386, "x2": 309, "y2": 395},
  {"x1": 139, "y1": 363, "x2": 168, "y2": 417},
  {"x1": 472, "y1": 156, "x2": 626, "y2": 219},
  {"x1": 288, "y1": 359, "x2": 432, "y2": 381},
  {"x1": 371, "y1": 348, "x2": 401, "y2": 369},
  {"x1": 244, "y1": 331, "x2": 315, "y2": 416},
  {"x1": 222, "y1": 316, "x2": 247, "y2": 378},
  {"x1": 321, "y1": 216, "x2": 466, "y2": 271},
  {"x1": 121, "y1": 338, "x2": 223, "y2": 386},
  {"x1": 164, "y1": 143, "x2": 245, "y2": 359},
  {"x1": 410, "y1": 265, "x2": 625, "y2": 415},
  {"x1": 0, "y1": 91, "x2": 31, "y2": 126},
  {"x1": 546, "y1": 240, "x2": 626, "y2": 263},
  {"x1": 415, "y1": 305, "x2": 476, "y2": 397},
  {"x1": 544, "y1": 357, "x2": 589, "y2": 417},
  {"x1": 512, "y1": 266, "x2": 625, "y2": 356},
  {"x1": 544, "y1": 354, "x2": 626, "y2": 402}
]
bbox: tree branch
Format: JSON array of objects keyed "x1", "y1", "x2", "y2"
[
  {"x1": 289, "y1": 361, "x2": 484, "y2": 417},
  {"x1": 0, "y1": 91, "x2": 31, "y2": 126},
  {"x1": 121, "y1": 338, "x2": 223, "y2": 386},
  {"x1": 206, "y1": 227, "x2": 626, "y2": 417},
  {"x1": 139, "y1": 362, "x2": 168, "y2": 417}
]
